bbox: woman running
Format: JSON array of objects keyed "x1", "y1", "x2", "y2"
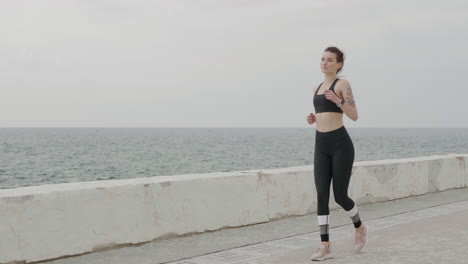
[{"x1": 307, "y1": 46, "x2": 367, "y2": 261}]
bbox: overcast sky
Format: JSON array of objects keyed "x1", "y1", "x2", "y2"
[{"x1": 1, "y1": 0, "x2": 467, "y2": 128}]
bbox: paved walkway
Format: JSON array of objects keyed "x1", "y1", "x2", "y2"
[
  {"x1": 170, "y1": 200, "x2": 468, "y2": 264},
  {"x1": 43, "y1": 188, "x2": 468, "y2": 264}
]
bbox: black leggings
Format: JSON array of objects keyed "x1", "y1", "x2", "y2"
[{"x1": 314, "y1": 125, "x2": 355, "y2": 215}]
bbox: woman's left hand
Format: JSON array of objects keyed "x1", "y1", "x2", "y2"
[{"x1": 324, "y1": 90, "x2": 341, "y2": 104}]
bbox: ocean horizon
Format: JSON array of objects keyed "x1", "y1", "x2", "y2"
[{"x1": 1, "y1": 127, "x2": 467, "y2": 190}]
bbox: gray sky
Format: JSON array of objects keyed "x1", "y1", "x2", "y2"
[{"x1": 1, "y1": 0, "x2": 467, "y2": 128}]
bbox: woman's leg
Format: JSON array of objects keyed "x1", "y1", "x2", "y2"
[
  {"x1": 331, "y1": 137, "x2": 362, "y2": 229},
  {"x1": 314, "y1": 145, "x2": 333, "y2": 242}
]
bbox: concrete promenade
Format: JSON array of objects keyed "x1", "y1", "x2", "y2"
[
  {"x1": 4, "y1": 154, "x2": 466, "y2": 263},
  {"x1": 41, "y1": 188, "x2": 468, "y2": 264}
]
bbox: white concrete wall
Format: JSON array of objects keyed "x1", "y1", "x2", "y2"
[{"x1": 0, "y1": 153, "x2": 467, "y2": 263}]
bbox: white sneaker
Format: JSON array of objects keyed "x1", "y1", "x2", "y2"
[
  {"x1": 309, "y1": 242, "x2": 334, "y2": 261},
  {"x1": 354, "y1": 224, "x2": 368, "y2": 253}
]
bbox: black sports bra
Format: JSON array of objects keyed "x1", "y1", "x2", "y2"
[{"x1": 313, "y1": 78, "x2": 343, "y2": 114}]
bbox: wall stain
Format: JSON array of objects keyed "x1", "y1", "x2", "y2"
[
  {"x1": 143, "y1": 183, "x2": 160, "y2": 227},
  {"x1": 456, "y1": 156, "x2": 465, "y2": 170},
  {"x1": 256, "y1": 170, "x2": 271, "y2": 191},
  {"x1": 160, "y1": 182, "x2": 171, "y2": 188},
  {"x1": 428, "y1": 160, "x2": 442, "y2": 192},
  {"x1": 365, "y1": 164, "x2": 399, "y2": 184}
]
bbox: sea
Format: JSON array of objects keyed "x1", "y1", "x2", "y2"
[{"x1": 1, "y1": 127, "x2": 467, "y2": 190}]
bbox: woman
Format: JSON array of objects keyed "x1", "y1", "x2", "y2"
[{"x1": 307, "y1": 46, "x2": 367, "y2": 261}]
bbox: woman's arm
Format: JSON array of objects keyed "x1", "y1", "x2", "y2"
[{"x1": 337, "y1": 80, "x2": 358, "y2": 121}]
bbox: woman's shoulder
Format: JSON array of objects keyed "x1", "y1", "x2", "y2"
[
  {"x1": 335, "y1": 78, "x2": 351, "y2": 97},
  {"x1": 336, "y1": 78, "x2": 352, "y2": 92},
  {"x1": 337, "y1": 78, "x2": 350, "y2": 86}
]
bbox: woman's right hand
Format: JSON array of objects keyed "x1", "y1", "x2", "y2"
[{"x1": 307, "y1": 113, "x2": 316, "y2": 125}]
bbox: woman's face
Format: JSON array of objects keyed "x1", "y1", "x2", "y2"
[{"x1": 320, "y1": 51, "x2": 342, "y2": 74}]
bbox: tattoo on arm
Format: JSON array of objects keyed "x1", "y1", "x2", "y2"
[{"x1": 344, "y1": 83, "x2": 356, "y2": 106}]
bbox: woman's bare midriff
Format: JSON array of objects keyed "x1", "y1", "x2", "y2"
[{"x1": 315, "y1": 112, "x2": 344, "y2": 132}]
